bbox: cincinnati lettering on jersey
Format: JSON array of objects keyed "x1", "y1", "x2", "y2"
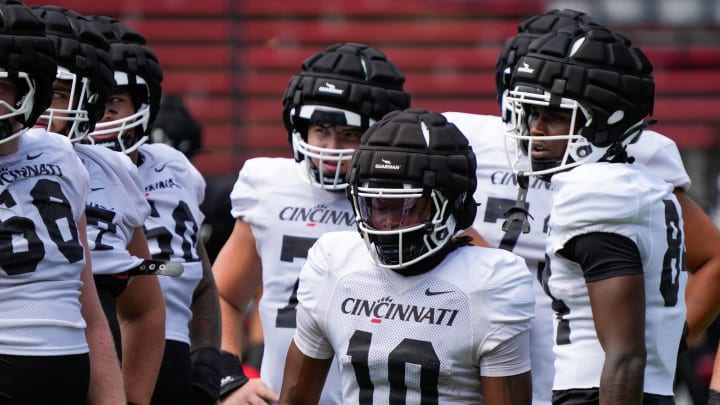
[
  {"x1": 144, "y1": 177, "x2": 182, "y2": 192},
  {"x1": 0, "y1": 163, "x2": 63, "y2": 185},
  {"x1": 490, "y1": 170, "x2": 553, "y2": 190},
  {"x1": 278, "y1": 203, "x2": 354, "y2": 226},
  {"x1": 341, "y1": 296, "x2": 460, "y2": 326}
]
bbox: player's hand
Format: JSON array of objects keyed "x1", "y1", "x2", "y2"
[{"x1": 220, "y1": 378, "x2": 279, "y2": 405}]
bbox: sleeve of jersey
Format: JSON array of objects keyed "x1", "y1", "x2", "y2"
[
  {"x1": 67, "y1": 146, "x2": 90, "y2": 220},
  {"x1": 474, "y1": 250, "x2": 535, "y2": 376},
  {"x1": 549, "y1": 169, "x2": 642, "y2": 255},
  {"x1": 631, "y1": 130, "x2": 691, "y2": 192},
  {"x1": 229, "y1": 159, "x2": 263, "y2": 222},
  {"x1": 293, "y1": 236, "x2": 335, "y2": 360},
  {"x1": 123, "y1": 155, "x2": 151, "y2": 225}
]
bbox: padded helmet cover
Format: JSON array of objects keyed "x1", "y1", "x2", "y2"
[
  {"x1": 0, "y1": 0, "x2": 58, "y2": 127},
  {"x1": 509, "y1": 25, "x2": 654, "y2": 147},
  {"x1": 348, "y1": 108, "x2": 477, "y2": 230},
  {"x1": 32, "y1": 6, "x2": 114, "y2": 127},
  {"x1": 282, "y1": 42, "x2": 411, "y2": 146}
]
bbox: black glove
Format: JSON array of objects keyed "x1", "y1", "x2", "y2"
[
  {"x1": 710, "y1": 389, "x2": 720, "y2": 405},
  {"x1": 219, "y1": 350, "x2": 249, "y2": 399},
  {"x1": 190, "y1": 347, "x2": 222, "y2": 405}
]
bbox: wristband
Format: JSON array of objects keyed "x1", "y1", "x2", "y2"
[
  {"x1": 709, "y1": 389, "x2": 720, "y2": 405},
  {"x1": 219, "y1": 350, "x2": 249, "y2": 399},
  {"x1": 190, "y1": 347, "x2": 222, "y2": 401}
]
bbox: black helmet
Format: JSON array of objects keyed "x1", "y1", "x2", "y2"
[
  {"x1": 347, "y1": 108, "x2": 477, "y2": 274},
  {"x1": 282, "y1": 43, "x2": 410, "y2": 190},
  {"x1": 86, "y1": 16, "x2": 162, "y2": 154},
  {"x1": 505, "y1": 25, "x2": 654, "y2": 179},
  {"x1": 0, "y1": 0, "x2": 57, "y2": 142},
  {"x1": 32, "y1": 6, "x2": 114, "y2": 140},
  {"x1": 495, "y1": 9, "x2": 602, "y2": 122}
]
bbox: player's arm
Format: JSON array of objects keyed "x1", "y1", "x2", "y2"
[
  {"x1": 481, "y1": 372, "x2": 532, "y2": 405},
  {"x1": 212, "y1": 219, "x2": 271, "y2": 402},
  {"x1": 189, "y1": 240, "x2": 223, "y2": 403},
  {"x1": 78, "y1": 213, "x2": 127, "y2": 404},
  {"x1": 674, "y1": 189, "x2": 720, "y2": 343},
  {"x1": 563, "y1": 232, "x2": 646, "y2": 402},
  {"x1": 118, "y1": 226, "x2": 165, "y2": 405},
  {"x1": 278, "y1": 341, "x2": 331, "y2": 405}
]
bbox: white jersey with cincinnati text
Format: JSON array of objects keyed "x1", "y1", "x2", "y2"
[
  {"x1": 294, "y1": 231, "x2": 535, "y2": 404},
  {"x1": 547, "y1": 163, "x2": 686, "y2": 394},
  {"x1": 75, "y1": 144, "x2": 149, "y2": 275},
  {"x1": 0, "y1": 129, "x2": 90, "y2": 355},
  {"x1": 138, "y1": 143, "x2": 206, "y2": 344},
  {"x1": 230, "y1": 157, "x2": 355, "y2": 404},
  {"x1": 444, "y1": 112, "x2": 691, "y2": 404}
]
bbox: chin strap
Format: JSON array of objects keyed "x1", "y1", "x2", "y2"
[{"x1": 502, "y1": 173, "x2": 533, "y2": 234}]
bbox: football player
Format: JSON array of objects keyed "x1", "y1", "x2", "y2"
[
  {"x1": 32, "y1": 6, "x2": 167, "y2": 405},
  {"x1": 504, "y1": 24, "x2": 684, "y2": 401},
  {"x1": 212, "y1": 43, "x2": 410, "y2": 404},
  {"x1": 447, "y1": 8, "x2": 720, "y2": 403},
  {"x1": 279, "y1": 108, "x2": 535, "y2": 404},
  {"x1": 87, "y1": 16, "x2": 221, "y2": 405},
  {"x1": 0, "y1": 1, "x2": 124, "y2": 403}
]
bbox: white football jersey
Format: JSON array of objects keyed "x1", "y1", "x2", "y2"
[
  {"x1": 547, "y1": 163, "x2": 686, "y2": 394},
  {"x1": 137, "y1": 143, "x2": 206, "y2": 343},
  {"x1": 230, "y1": 157, "x2": 355, "y2": 404},
  {"x1": 295, "y1": 231, "x2": 535, "y2": 404},
  {"x1": 0, "y1": 129, "x2": 90, "y2": 355},
  {"x1": 75, "y1": 144, "x2": 149, "y2": 275},
  {"x1": 444, "y1": 112, "x2": 690, "y2": 403}
]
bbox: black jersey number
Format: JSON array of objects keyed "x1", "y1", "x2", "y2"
[
  {"x1": 0, "y1": 179, "x2": 83, "y2": 275},
  {"x1": 483, "y1": 197, "x2": 525, "y2": 251},
  {"x1": 275, "y1": 235, "x2": 317, "y2": 328},
  {"x1": 347, "y1": 330, "x2": 440, "y2": 404},
  {"x1": 661, "y1": 199, "x2": 685, "y2": 307},
  {"x1": 543, "y1": 199, "x2": 687, "y2": 345},
  {"x1": 145, "y1": 200, "x2": 198, "y2": 261},
  {"x1": 86, "y1": 206, "x2": 117, "y2": 251}
]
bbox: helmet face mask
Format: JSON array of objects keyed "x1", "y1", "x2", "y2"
[
  {"x1": 505, "y1": 86, "x2": 597, "y2": 180},
  {"x1": 40, "y1": 67, "x2": 93, "y2": 141},
  {"x1": 290, "y1": 104, "x2": 368, "y2": 190},
  {"x1": 0, "y1": 72, "x2": 38, "y2": 144},
  {"x1": 350, "y1": 183, "x2": 454, "y2": 270}
]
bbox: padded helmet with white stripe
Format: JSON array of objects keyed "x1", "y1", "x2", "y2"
[
  {"x1": 32, "y1": 6, "x2": 114, "y2": 141},
  {"x1": 495, "y1": 9, "x2": 601, "y2": 123},
  {"x1": 0, "y1": 0, "x2": 57, "y2": 144},
  {"x1": 347, "y1": 108, "x2": 477, "y2": 274},
  {"x1": 282, "y1": 42, "x2": 410, "y2": 190},
  {"x1": 505, "y1": 25, "x2": 654, "y2": 180},
  {"x1": 87, "y1": 16, "x2": 162, "y2": 154}
]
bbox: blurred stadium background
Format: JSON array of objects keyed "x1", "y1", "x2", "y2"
[{"x1": 21, "y1": 0, "x2": 720, "y2": 402}]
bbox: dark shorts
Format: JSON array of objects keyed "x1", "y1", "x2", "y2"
[
  {"x1": 0, "y1": 353, "x2": 89, "y2": 404},
  {"x1": 152, "y1": 339, "x2": 192, "y2": 405},
  {"x1": 553, "y1": 388, "x2": 675, "y2": 405}
]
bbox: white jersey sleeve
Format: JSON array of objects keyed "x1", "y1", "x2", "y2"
[
  {"x1": 230, "y1": 157, "x2": 353, "y2": 404},
  {"x1": 74, "y1": 144, "x2": 149, "y2": 275},
  {"x1": 0, "y1": 129, "x2": 90, "y2": 355},
  {"x1": 295, "y1": 231, "x2": 534, "y2": 403},
  {"x1": 627, "y1": 129, "x2": 691, "y2": 191},
  {"x1": 138, "y1": 143, "x2": 206, "y2": 344},
  {"x1": 546, "y1": 163, "x2": 686, "y2": 395}
]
